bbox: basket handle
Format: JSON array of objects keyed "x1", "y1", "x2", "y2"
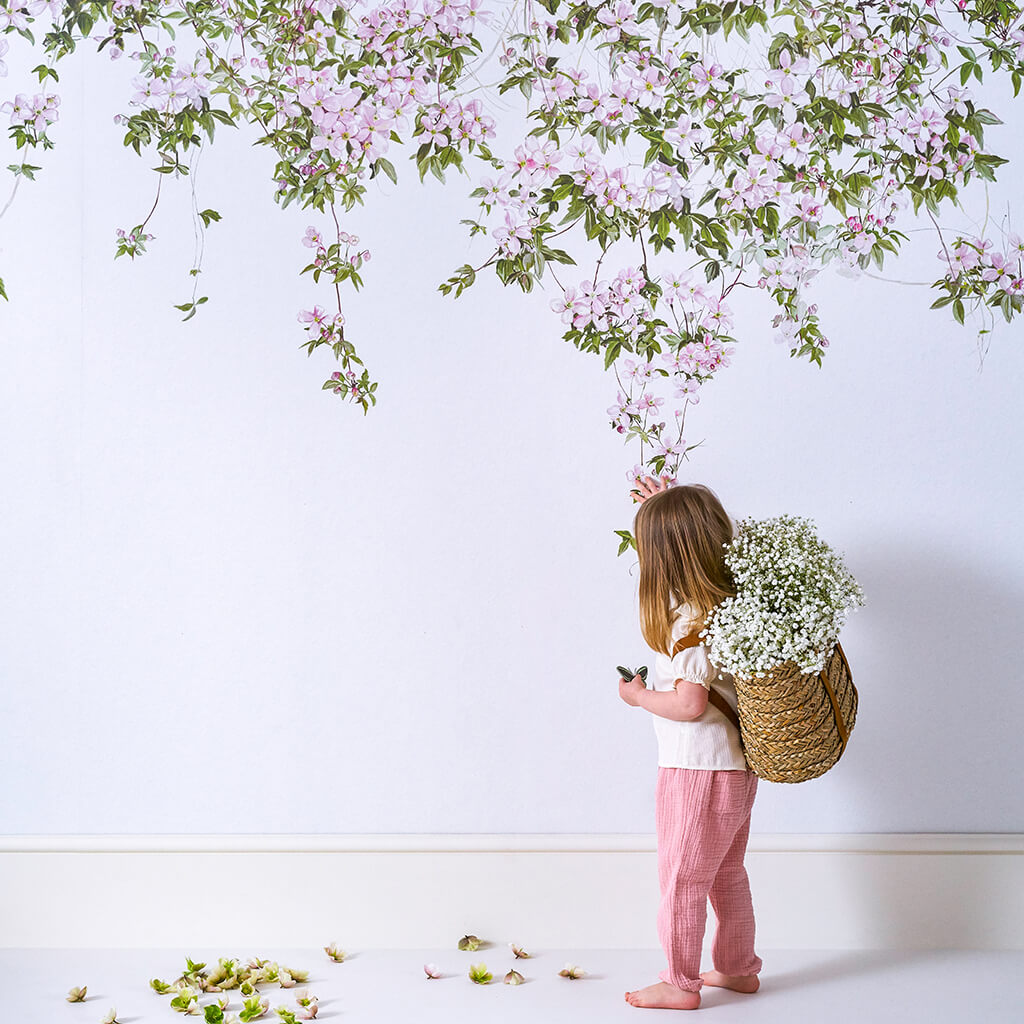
[{"x1": 821, "y1": 642, "x2": 855, "y2": 752}]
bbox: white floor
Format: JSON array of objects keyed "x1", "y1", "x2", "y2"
[{"x1": 3, "y1": 947, "x2": 1020, "y2": 1023}]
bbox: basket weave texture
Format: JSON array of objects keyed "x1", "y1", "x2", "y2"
[{"x1": 733, "y1": 642, "x2": 858, "y2": 784}]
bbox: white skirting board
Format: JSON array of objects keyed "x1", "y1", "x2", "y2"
[{"x1": 1, "y1": 834, "x2": 1021, "y2": 950}]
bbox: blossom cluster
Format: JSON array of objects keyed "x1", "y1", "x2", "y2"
[
  {"x1": 946, "y1": 233, "x2": 1024, "y2": 294},
  {"x1": 144, "y1": 953, "x2": 317, "y2": 1021},
  {"x1": 703, "y1": 515, "x2": 865, "y2": 678},
  {"x1": 0, "y1": 90, "x2": 59, "y2": 131},
  {"x1": 2, "y1": 0, "x2": 1023, "y2": 527}
]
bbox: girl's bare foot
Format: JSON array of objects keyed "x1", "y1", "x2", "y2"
[
  {"x1": 698, "y1": 969, "x2": 760, "y2": 993},
  {"x1": 623, "y1": 981, "x2": 700, "y2": 1010}
]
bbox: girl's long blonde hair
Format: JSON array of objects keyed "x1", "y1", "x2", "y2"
[{"x1": 634, "y1": 483, "x2": 736, "y2": 656}]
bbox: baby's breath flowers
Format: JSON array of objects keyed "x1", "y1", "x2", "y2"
[
  {"x1": 468, "y1": 963, "x2": 493, "y2": 984},
  {"x1": 503, "y1": 969, "x2": 525, "y2": 985},
  {"x1": 559, "y1": 964, "x2": 586, "y2": 979},
  {"x1": 323, "y1": 943, "x2": 347, "y2": 963},
  {"x1": 66, "y1": 986, "x2": 87, "y2": 1002},
  {"x1": 704, "y1": 516, "x2": 865, "y2": 678},
  {"x1": 458, "y1": 934, "x2": 482, "y2": 951}
]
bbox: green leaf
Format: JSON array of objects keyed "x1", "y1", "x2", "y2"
[
  {"x1": 375, "y1": 156, "x2": 398, "y2": 184},
  {"x1": 973, "y1": 108, "x2": 1002, "y2": 125}
]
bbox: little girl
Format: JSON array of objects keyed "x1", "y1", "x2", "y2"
[{"x1": 619, "y1": 477, "x2": 762, "y2": 1011}]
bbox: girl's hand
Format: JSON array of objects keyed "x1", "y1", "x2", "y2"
[
  {"x1": 630, "y1": 474, "x2": 674, "y2": 504},
  {"x1": 619, "y1": 673, "x2": 647, "y2": 707}
]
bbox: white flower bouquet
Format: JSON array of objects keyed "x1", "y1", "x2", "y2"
[{"x1": 702, "y1": 515, "x2": 865, "y2": 679}]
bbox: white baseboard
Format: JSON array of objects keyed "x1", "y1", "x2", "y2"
[{"x1": 2, "y1": 834, "x2": 1021, "y2": 950}]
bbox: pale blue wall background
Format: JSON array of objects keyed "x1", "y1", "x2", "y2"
[{"x1": 1, "y1": 46, "x2": 1022, "y2": 836}]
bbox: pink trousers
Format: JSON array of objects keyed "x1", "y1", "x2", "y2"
[{"x1": 655, "y1": 766, "x2": 763, "y2": 993}]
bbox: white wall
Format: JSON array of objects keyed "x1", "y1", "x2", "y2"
[
  {"x1": 4, "y1": 835, "x2": 1023, "y2": 950},
  {"x1": 1, "y1": 50, "x2": 1022, "y2": 839}
]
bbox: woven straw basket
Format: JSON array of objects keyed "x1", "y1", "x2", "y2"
[{"x1": 733, "y1": 642, "x2": 858, "y2": 783}]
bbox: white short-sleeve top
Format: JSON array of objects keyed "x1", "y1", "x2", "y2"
[{"x1": 650, "y1": 600, "x2": 748, "y2": 771}]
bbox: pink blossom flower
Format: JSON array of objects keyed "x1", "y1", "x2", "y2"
[
  {"x1": 797, "y1": 192, "x2": 823, "y2": 222},
  {"x1": 982, "y1": 252, "x2": 1011, "y2": 284},
  {"x1": 621, "y1": 358, "x2": 652, "y2": 383},
  {"x1": 551, "y1": 287, "x2": 578, "y2": 325},
  {"x1": 597, "y1": 1, "x2": 640, "y2": 42},
  {"x1": 480, "y1": 172, "x2": 513, "y2": 206},
  {"x1": 765, "y1": 49, "x2": 811, "y2": 91},
  {"x1": 664, "y1": 116, "x2": 708, "y2": 152},
  {"x1": 690, "y1": 62, "x2": 724, "y2": 97},
  {"x1": 636, "y1": 393, "x2": 665, "y2": 414},
  {"x1": 654, "y1": 437, "x2": 687, "y2": 460},
  {"x1": 914, "y1": 153, "x2": 944, "y2": 181},
  {"x1": 763, "y1": 256, "x2": 800, "y2": 290},
  {"x1": 778, "y1": 123, "x2": 811, "y2": 165},
  {"x1": 492, "y1": 211, "x2": 533, "y2": 256},
  {"x1": 1005, "y1": 233, "x2": 1024, "y2": 261},
  {"x1": 298, "y1": 306, "x2": 330, "y2": 330},
  {"x1": 764, "y1": 76, "x2": 810, "y2": 121}
]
